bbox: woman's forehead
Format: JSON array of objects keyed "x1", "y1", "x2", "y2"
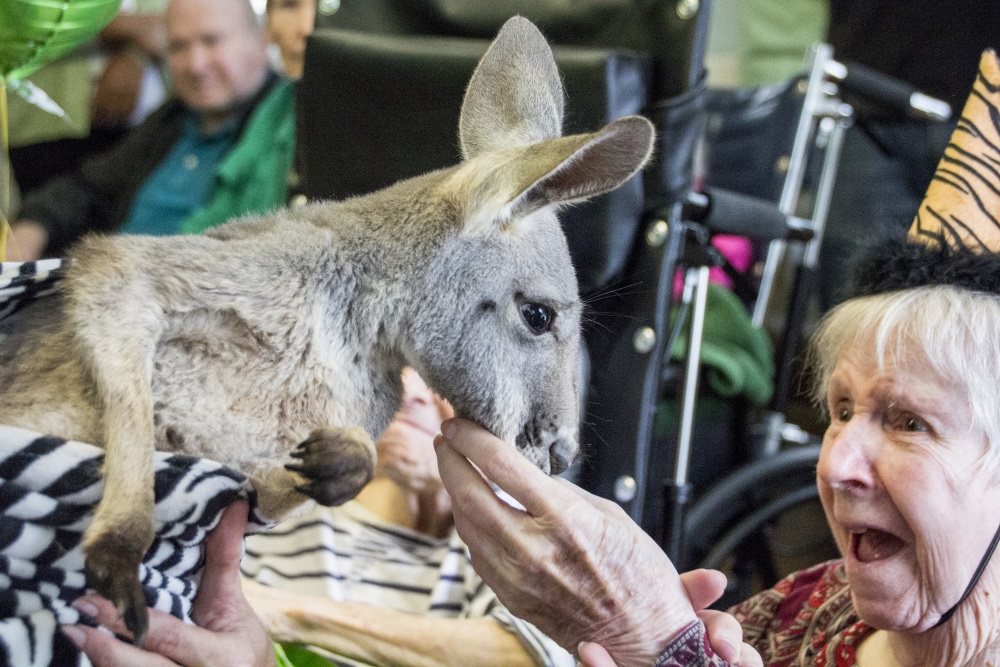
[{"x1": 832, "y1": 345, "x2": 954, "y2": 396}]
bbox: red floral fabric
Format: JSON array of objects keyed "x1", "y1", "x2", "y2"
[
  {"x1": 654, "y1": 560, "x2": 871, "y2": 667},
  {"x1": 733, "y1": 560, "x2": 871, "y2": 667}
]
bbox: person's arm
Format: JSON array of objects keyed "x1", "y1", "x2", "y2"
[
  {"x1": 100, "y1": 13, "x2": 166, "y2": 61},
  {"x1": 243, "y1": 579, "x2": 542, "y2": 667},
  {"x1": 16, "y1": 100, "x2": 182, "y2": 256},
  {"x1": 580, "y1": 570, "x2": 760, "y2": 667},
  {"x1": 62, "y1": 501, "x2": 276, "y2": 667},
  {"x1": 93, "y1": 13, "x2": 166, "y2": 127},
  {"x1": 434, "y1": 419, "x2": 761, "y2": 667}
]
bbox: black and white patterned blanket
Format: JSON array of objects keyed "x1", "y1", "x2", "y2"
[{"x1": 0, "y1": 262, "x2": 270, "y2": 666}]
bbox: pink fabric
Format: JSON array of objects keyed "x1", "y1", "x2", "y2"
[{"x1": 673, "y1": 234, "x2": 755, "y2": 298}]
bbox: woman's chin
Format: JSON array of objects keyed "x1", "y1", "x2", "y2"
[{"x1": 845, "y1": 550, "x2": 922, "y2": 630}]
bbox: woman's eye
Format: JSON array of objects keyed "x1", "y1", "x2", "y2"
[
  {"x1": 520, "y1": 302, "x2": 554, "y2": 334},
  {"x1": 836, "y1": 405, "x2": 852, "y2": 422},
  {"x1": 902, "y1": 416, "x2": 928, "y2": 433}
]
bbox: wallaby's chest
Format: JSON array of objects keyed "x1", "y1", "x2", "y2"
[{"x1": 147, "y1": 306, "x2": 368, "y2": 466}]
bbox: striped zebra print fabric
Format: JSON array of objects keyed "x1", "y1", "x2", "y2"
[
  {"x1": 0, "y1": 261, "x2": 269, "y2": 666},
  {"x1": 0, "y1": 425, "x2": 269, "y2": 666}
]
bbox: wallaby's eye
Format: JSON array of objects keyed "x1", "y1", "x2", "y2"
[{"x1": 520, "y1": 302, "x2": 554, "y2": 334}]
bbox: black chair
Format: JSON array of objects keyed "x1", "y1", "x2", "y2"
[{"x1": 296, "y1": 0, "x2": 717, "y2": 542}]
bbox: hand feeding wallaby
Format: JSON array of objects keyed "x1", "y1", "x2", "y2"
[{"x1": 0, "y1": 16, "x2": 654, "y2": 643}]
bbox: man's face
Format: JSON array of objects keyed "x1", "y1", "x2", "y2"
[{"x1": 166, "y1": 0, "x2": 268, "y2": 124}]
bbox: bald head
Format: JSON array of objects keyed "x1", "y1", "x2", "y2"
[{"x1": 166, "y1": 0, "x2": 270, "y2": 132}]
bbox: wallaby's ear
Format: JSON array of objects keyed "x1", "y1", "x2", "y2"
[
  {"x1": 446, "y1": 115, "x2": 655, "y2": 233},
  {"x1": 459, "y1": 16, "x2": 564, "y2": 159}
]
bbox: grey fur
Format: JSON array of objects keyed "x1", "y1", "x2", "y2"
[{"x1": 0, "y1": 16, "x2": 654, "y2": 642}]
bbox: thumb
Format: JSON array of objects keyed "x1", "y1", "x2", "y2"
[
  {"x1": 577, "y1": 642, "x2": 619, "y2": 667},
  {"x1": 192, "y1": 500, "x2": 250, "y2": 625}
]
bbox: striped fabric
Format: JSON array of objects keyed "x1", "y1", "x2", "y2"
[
  {"x1": 0, "y1": 260, "x2": 65, "y2": 323},
  {"x1": 243, "y1": 502, "x2": 575, "y2": 667},
  {"x1": 0, "y1": 425, "x2": 269, "y2": 667}
]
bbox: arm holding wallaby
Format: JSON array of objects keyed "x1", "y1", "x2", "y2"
[{"x1": 245, "y1": 580, "x2": 540, "y2": 667}]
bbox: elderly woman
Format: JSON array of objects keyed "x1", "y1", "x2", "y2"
[
  {"x1": 431, "y1": 52, "x2": 1000, "y2": 667},
  {"x1": 433, "y1": 278, "x2": 1000, "y2": 667}
]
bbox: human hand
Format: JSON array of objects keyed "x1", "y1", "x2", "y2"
[
  {"x1": 376, "y1": 418, "x2": 444, "y2": 494},
  {"x1": 61, "y1": 500, "x2": 276, "y2": 667},
  {"x1": 435, "y1": 419, "x2": 697, "y2": 667},
  {"x1": 578, "y1": 569, "x2": 763, "y2": 667},
  {"x1": 376, "y1": 368, "x2": 453, "y2": 495}
]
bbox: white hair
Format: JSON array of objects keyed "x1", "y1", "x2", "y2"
[{"x1": 808, "y1": 285, "x2": 1000, "y2": 469}]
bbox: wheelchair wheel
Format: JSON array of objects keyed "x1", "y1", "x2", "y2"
[{"x1": 681, "y1": 445, "x2": 838, "y2": 608}]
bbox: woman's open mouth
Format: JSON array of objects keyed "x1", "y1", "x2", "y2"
[{"x1": 851, "y1": 528, "x2": 906, "y2": 563}]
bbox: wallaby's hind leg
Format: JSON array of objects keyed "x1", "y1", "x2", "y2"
[
  {"x1": 251, "y1": 427, "x2": 376, "y2": 519},
  {"x1": 83, "y1": 512, "x2": 154, "y2": 646},
  {"x1": 59, "y1": 239, "x2": 169, "y2": 647}
]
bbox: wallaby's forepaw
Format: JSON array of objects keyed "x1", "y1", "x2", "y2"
[
  {"x1": 285, "y1": 426, "x2": 376, "y2": 506},
  {"x1": 84, "y1": 534, "x2": 149, "y2": 646}
]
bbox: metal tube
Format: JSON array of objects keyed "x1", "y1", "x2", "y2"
[
  {"x1": 752, "y1": 43, "x2": 834, "y2": 327},
  {"x1": 674, "y1": 265, "x2": 711, "y2": 486}
]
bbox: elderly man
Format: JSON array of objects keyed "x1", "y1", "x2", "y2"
[{"x1": 8, "y1": 0, "x2": 295, "y2": 261}]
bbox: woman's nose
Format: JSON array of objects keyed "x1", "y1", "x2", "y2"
[{"x1": 817, "y1": 417, "x2": 879, "y2": 493}]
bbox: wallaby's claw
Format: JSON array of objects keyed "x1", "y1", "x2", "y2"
[
  {"x1": 285, "y1": 427, "x2": 376, "y2": 506},
  {"x1": 84, "y1": 538, "x2": 149, "y2": 647}
]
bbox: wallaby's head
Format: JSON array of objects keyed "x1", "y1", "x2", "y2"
[{"x1": 406, "y1": 16, "x2": 654, "y2": 474}]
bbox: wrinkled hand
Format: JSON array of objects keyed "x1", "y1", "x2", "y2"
[
  {"x1": 578, "y1": 569, "x2": 764, "y2": 667},
  {"x1": 62, "y1": 501, "x2": 275, "y2": 667},
  {"x1": 435, "y1": 419, "x2": 697, "y2": 667}
]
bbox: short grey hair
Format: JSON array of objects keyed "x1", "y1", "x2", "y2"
[{"x1": 807, "y1": 285, "x2": 1000, "y2": 466}]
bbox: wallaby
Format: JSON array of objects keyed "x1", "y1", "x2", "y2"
[{"x1": 0, "y1": 16, "x2": 654, "y2": 644}]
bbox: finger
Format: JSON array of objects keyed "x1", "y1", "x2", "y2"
[
  {"x1": 576, "y1": 642, "x2": 619, "y2": 667},
  {"x1": 697, "y1": 610, "x2": 743, "y2": 663},
  {"x1": 63, "y1": 624, "x2": 176, "y2": 667},
  {"x1": 552, "y1": 476, "x2": 633, "y2": 518},
  {"x1": 440, "y1": 418, "x2": 573, "y2": 515},
  {"x1": 738, "y1": 641, "x2": 765, "y2": 667},
  {"x1": 72, "y1": 595, "x2": 134, "y2": 638},
  {"x1": 192, "y1": 501, "x2": 250, "y2": 627},
  {"x1": 74, "y1": 595, "x2": 229, "y2": 667},
  {"x1": 679, "y1": 569, "x2": 727, "y2": 612},
  {"x1": 434, "y1": 436, "x2": 515, "y2": 547},
  {"x1": 204, "y1": 500, "x2": 249, "y2": 576}
]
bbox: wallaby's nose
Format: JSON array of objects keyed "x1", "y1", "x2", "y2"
[{"x1": 549, "y1": 431, "x2": 579, "y2": 476}]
